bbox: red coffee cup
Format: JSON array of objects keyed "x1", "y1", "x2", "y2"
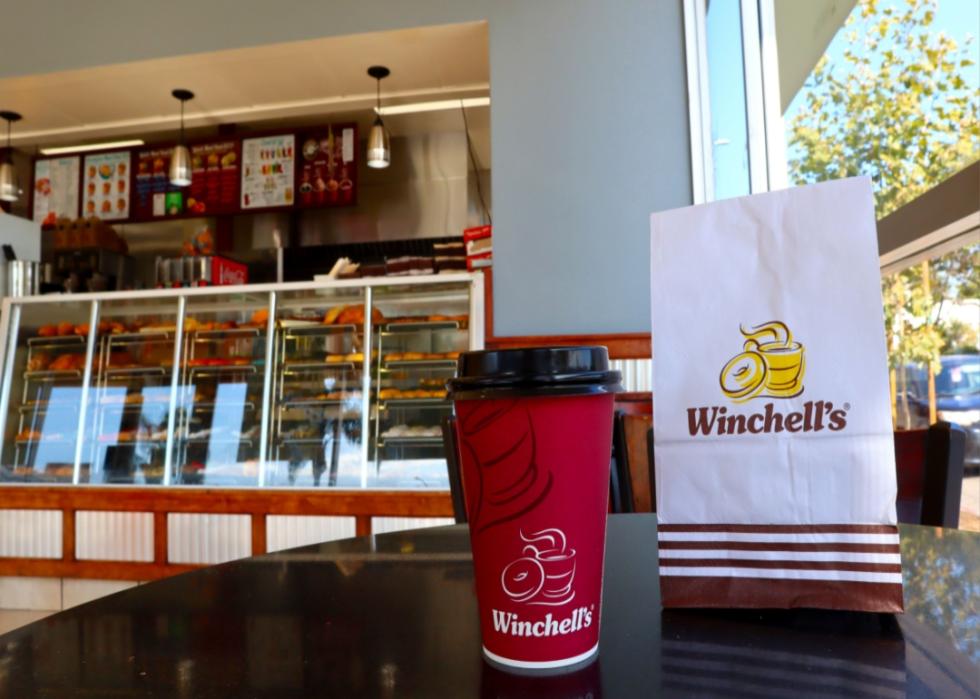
[{"x1": 448, "y1": 347, "x2": 621, "y2": 673}]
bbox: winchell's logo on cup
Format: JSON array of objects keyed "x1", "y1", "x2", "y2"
[
  {"x1": 719, "y1": 321, "x2": 805, "y2": 402},
  {"x1": 491, "y1": 528, "x2": 592, "y2": 639},
  {"x1": 687, "y1": 319, "x2": 849, "y2": 436}
]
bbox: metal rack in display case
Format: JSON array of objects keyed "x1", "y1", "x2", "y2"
[{"x1": 0, "y1": 273, "x2": 483, "y2": 490}]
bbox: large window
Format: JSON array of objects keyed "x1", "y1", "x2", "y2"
[
  {"x1": 705, "y1": 0, "x2": 752, "y2": 200},
  {"x1": 885, "y1": 245, "x2": 979, "y2": 431},
  {"x1": 694, "y1": 0, "x2": 979, "y2": 205}
]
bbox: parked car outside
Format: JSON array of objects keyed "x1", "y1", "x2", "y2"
[{"x1": 896, "y1": 354, "x2": 980, "y2": 469}]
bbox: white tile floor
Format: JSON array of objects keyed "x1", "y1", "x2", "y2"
[
  {"x1": 0, "y1": 577, "x2": 144, "y2": 636},
  {"x1": 0, "y1": 609, "x2": 55, "y2": 635}
]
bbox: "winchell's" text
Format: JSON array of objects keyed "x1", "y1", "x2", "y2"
[
  {"x1": 491, "y1": 607, "x2": 593, "y2": 638},
  {"x1": 687, "y1": 401, "x2": 847, "y2": 436}
]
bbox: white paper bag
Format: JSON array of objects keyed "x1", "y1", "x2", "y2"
[{"x1": 649, "y1": 177, "x2": 902, "y2": 611}]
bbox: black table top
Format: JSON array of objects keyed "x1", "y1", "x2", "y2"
[{"x1": 0, "y1": 515, "x2": 976, "y2": 698}]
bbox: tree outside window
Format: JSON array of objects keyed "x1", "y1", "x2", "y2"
[{"x1": 784, "y1": 0, "x2": 979, "y2": 426}]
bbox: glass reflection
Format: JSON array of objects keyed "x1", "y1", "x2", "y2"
[
  {"x1": 480, "y1": 657, "x2": 602, "y2": 699},
  {"x1": 900, "y1": 526, "x2": 980, "y2": 662},
  {"x1": 660, "y1": 610, "x2": 907, "y2": 697}
]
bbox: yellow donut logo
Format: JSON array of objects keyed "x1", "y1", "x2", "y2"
[{"x1": 719, "y1": 321, "x2": 806, "y2": 403}]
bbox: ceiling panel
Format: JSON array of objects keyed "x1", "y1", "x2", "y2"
[{"x1": 0, "y1": 21, "x2": 489, "y2": 149}]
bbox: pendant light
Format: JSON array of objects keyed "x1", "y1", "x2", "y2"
[
  {"x1": 0, "y1": 111, "x2": 23, "y2": 203},
  {"x1": 169, "y1": 89, "x2": 194, "y2": 186},
  {"x1": 366, "y1": 66, "x2": 391, "y2": 169}
]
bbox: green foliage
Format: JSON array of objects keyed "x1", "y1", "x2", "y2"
[
  {"x1": 938, "y1": 317, "x2": 979, "y2": 354},
  {"x1": 787, "y1": 0, "x2": 980, "y2": 381}
]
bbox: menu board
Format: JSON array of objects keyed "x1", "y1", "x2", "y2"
[
  {"x1": 189, "y1": 141, "x2": 239, "y2": 215},
  {"x1": 241, "y1": 134, "x2": 294, "y2": 209},
  {"x1": 83, "y1": 151, "x2": 131, "y2": 220},
  {"x1": 296, "y1": 124, "x2": 357, "y2": 208},
  {"x1": 133, "y1": 148, "x2": 183, "y2": 219},
  {"x1": 32, "y1": 157, "x2": 80, "y2": 225}
]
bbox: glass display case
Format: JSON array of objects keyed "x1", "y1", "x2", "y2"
[{"x1": 0, "y1": 273, "x2": 483, "y2": 490}]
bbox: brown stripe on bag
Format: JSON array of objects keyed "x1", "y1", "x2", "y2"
[
  {"x1": 657, "y1": 541, "x2": 901, "y2": 553},
  {"x1": 660, "y1": 576, "x2": 905, "y2": 612},
  {"x1": 658, "y1": 524, "x2": 899, "y2": 535},
  {"x1": 658, "y1": 559, "x2": 902, "y2": 573}
]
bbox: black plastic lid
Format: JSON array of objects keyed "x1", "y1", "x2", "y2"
[{"x1": 447, "y1": 346, "x2": 622, "y2": 399}]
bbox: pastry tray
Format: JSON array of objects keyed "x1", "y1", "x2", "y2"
[
  {"x1": 187, "y1": 402, "x2": 257, "y2": 412},
  {"x1": 280, "y1": 398, "x2": 362, "y2": 408},
  {"x1": 14, "y1": 437, "x2": 71, "y2": 445},
  {"x1": 188, "y1": 327, "x2": 262, "y2": 338},
  {"x1": 18, "y1": 400, "x2": 80, "y2": 413},
  {"x1": 382, "y1": 359, "x2": 458, "y2": 369},
  {"x1": 27, "y1": 335, "x2": 85, "y2": 347},
  {"x1": 380, "y1": 398, "x2": 451, "y2": 409},
  {"x1": 96, "y1": 398, "x2": 172, "y2": 410},
  {"x1": 110, "y1": 330, "x2": 176, "y2": 341},
  {"x1": 282, "y1": 324, "x2": 359, "y2": 337},
  {"x1": 96, "y1": 437, "x2": 167, "y2": 446},
  {"x1": 186, "y1": 364, "x2": 259, "y2": 376},
  {"x1": 282, "y1": 361, "x2": 359, "y2": 373},
  {"x1": 23, "y1": 369, "x2": 83, "y2": 379},
  {"x1": 184, "y1": 437, "x2": 255, "y2": 446},
  {"x1": 378, "y1": 435, "x2": 444, "y2": 447},
  {"x1": 275, "y1": 437, "x2": 328, "y2": 445},
  {"x1": 381, "y1": 321, "x2": 461, "y2": 333},
  {"x1": 103, "y1": 366, "x2": 170, "y2": 377}
]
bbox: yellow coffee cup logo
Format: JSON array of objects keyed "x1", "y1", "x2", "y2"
[{"x1": 719, "y1": 321, "x2": 806, "y2": 403}]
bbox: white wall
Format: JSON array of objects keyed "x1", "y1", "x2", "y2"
[
  {"x1": 0, "y1": 213, "x2": 41, "y2": 261},
  {"x1": 488, "y1": 0, "x2": 690, "y2": 335}
]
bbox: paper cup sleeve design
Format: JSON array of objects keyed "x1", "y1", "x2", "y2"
[{"x1": 459, "y1": 402, "x2": 554, "y2": 534}]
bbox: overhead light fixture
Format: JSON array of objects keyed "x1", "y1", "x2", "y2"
[
  {"x1": 169, "y1": 89, "x2": 194, "y2": 186},
  {"x1": 366, "y1": 66, "x2": 391, "y2": 169},
  {"x1": 0, "y1": 111, "x2": 23, "y2": 203},
  {"x1": 377, "y1": 96, "x2": 490, "y2": 116},
  {"x1": 40, "y1": 139, "x2": 145, "y2": 156}
]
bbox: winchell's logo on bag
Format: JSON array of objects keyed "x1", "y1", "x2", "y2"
[
  {"x1": 719, "y1": 321, "x2": 805, "y2": 402},
  {"x1": 687, "y1": 320, "x2": 848, "y2": 436}
]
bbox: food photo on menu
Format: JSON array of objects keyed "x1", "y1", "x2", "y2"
[
  {"x1": 82, "y1": 151, "x2": 130, "y2": 220},
  {"x1": 188, "y1": 141, "x2": 239, "y2": 215},
  {"x1": 297, "y1": 124, "x2": 356, "y2": 207},
  {"x1": 32, "y1": 156, "x2": 80, "y2": 226},
  {"x1": 241, "y1": 134, "x2": 294, "y2": 209},
  {"x1": 134, "y1": 148, "x2": 182, "y2": 218}
]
